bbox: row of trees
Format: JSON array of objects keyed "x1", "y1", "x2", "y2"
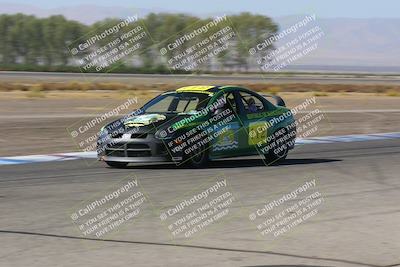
[{"x1": 0, "y1": 13, "x2": 278, "y2": 72}]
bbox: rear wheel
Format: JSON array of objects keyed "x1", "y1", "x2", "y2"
[
  {"x1": 264, "y1": 128, "x2": 289, "y2": 165},
  {"x1": 105, "y1": 161, "x2": 128, "y2": 168}
]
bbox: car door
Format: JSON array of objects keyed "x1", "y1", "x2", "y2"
[
  {"x1": 208, "y1": 89, "x2": 245, "y2": 158},
  {"x1": 235, "y1": 89, "x2": 277, "y2": 156}
]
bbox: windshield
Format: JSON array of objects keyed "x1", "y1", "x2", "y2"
[{"x1": 142, "y1": 92, "x2": 211, "y2": 114}]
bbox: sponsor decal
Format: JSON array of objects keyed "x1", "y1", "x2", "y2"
[
  {"x1": 249, "y1": 121, "x2": 268, "y2": 145},
  {"x1": 213, "y1": 125, "x2": 239, "y2": 151}
]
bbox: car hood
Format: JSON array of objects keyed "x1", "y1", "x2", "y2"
[
  {"x1": 123, "y1": 113, "x2": 167, "y2": 127},
  {"x1": 102, "y1": 112, "x2": 199, "y2": 135}
]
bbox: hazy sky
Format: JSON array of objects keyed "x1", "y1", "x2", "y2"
[{"x1": 2, "y1": 0, "x2": 400, "y2": 18}]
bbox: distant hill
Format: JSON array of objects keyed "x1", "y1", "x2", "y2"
[{"x1": 274, "y1": 16, "x2": 400, "y2": 67}]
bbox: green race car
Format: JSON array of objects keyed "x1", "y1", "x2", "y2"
[{"x1": 97, "y1": 85, "x2": 296, "y2": 168}]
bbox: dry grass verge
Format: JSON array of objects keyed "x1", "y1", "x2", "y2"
[{"x1": 0, "y1": 81, "x2": 400, "y2": 97}]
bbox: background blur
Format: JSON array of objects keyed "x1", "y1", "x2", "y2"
[{"x1": 1, "y1": 0, "x2": 400, "y2": 73}]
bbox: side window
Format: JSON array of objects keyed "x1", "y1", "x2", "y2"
[
  {"x1": 225, "y1": 92, "x2": 238, "y2": 114},
  {"x1": 238, "y1": 91, "x2": 265, "y2": 113},
  {"x1": 213, "y1": 91, "x2": 239, "y2": 114}
]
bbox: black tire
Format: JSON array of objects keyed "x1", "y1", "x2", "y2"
[
  {"x1": 264, "y1": 128, "x2": 289, "y2": 165},
  {"x1": 185, "y1": 142, "x2": 209, "y2": 168},
  {"x1": 105, "y1": 161, "x2": 129, "y2": 168}
]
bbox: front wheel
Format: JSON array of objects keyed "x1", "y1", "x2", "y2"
[
  {"x1": 105, "y1": 161, "x2": 128, "y2": 168},
  {"x1": 185, "y1": 143, "x2": 209, "y2": 168}
]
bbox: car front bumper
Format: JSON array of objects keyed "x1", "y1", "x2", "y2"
[
  {"x1": 100, "y1": 155, "x2": 171, "y2": 163},
  {"x1": 97, "y1": 133, "x2": 182, "y2": 163}
]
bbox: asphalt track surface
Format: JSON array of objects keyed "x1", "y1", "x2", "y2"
[
  {"x1": 1, "y1": 139, "x2": 400, "y2": 267},
  {"x1": 1, "y1": 71, "x2": 400, "y2": 85}
]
